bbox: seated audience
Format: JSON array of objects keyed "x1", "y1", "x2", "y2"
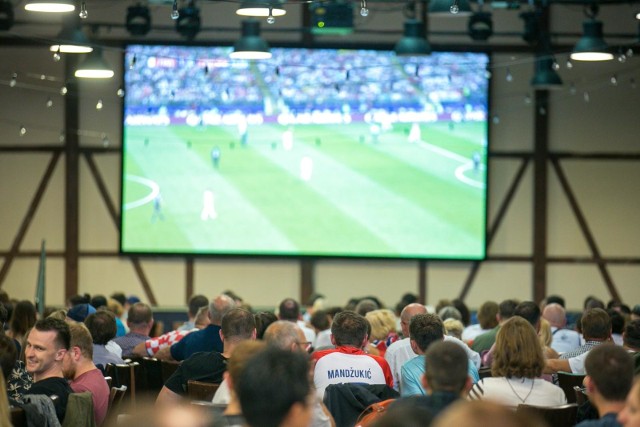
[
  {"x1": 113, "y1": 302, "x2": 154, "y2": 358},
  {"x1": 401, "y1": 313, "x2": 478, "y2": 397},
  {"x1": 443, "y1": 318, "x2": 464, "y2": 340},
  {"x1": 278, "y1": 298, "x2": 315, "y2": 346},
  {"x1": 24, "y1": 317, "x2": 74, "y2": 423},
  {"x1": 63, "y1": 322, "x2": 110, "y2": 426},
  {"x1": 7, "y1": 300, "x2": 37, "y2": 355},
  {"x1": 310, "y1": 310, "x2": 332, "y2": 350},
  {"x1": 85, "y1": 310, "x2": 124, "y2": 370},
  {"x1": 622, "y1": 320, "x2": 640, "y2": 374},
  {"x1": 237, "y1": 347, "x2": 314, "y2": 427},
  {"x1": 365, "y1": 309, "x2": 399, "y2": 357},
  {"x1": 543, "y1": 303, "x2": 581, "y2": 354},
  {"x1": 471, "y1": 299, "x2": 518, "y2": 354},
  {"x1": 432, "y1": 400, "x2": 547, "y2": 427},
  {"x1": 177, "y1": 294, "x2": 209, "y2": 332},
  {"x1": 469, "y1": 316, "x2": 566, "y2": 408},
  {"x1": 577, "y1": 343, "x2": 633, "y2": 427}
]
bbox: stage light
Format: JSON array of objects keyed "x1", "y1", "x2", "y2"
[
  {"x1": 175, "y1": 2, "x2": 200, "y2": 40},
  {"x1": 394, "y1": 19, "x2": 430, "y2": 56},
  {"x1": 230, "y1": 20, "x2": 271, "y2": 60},
  {"x1": 126, "y1": 4, "x2": 152, "y2": 37}
]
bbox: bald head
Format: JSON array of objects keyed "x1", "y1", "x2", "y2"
[
  {"x1": 263, "y1": 320, "x2": 305, "y2": 352},
  {"x1": 209, "y1": 295, "x2": 236, "y2": 325},
  {"x1": 400, "y1": 303, "x2": 428, "y2": 337},
  {"x1": 542, "y1": 303, "x2": 566, "y2": 329}
]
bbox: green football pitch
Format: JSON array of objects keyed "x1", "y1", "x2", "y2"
[{"x1": 121, "y1": 120, "x2": 487, "y2": 259}]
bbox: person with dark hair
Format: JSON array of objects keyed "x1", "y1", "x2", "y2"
[
  {"x1": 23, "y1": 317, "x2": 73, "y2": 422},
  {"x1": 110, "y1": 292, "x2": 127, "y2": 307},
  {"x1": 312, "y1": 311, "x2": 393, "y2": 397},
  {"x1": 608, "y1": 309, "x2": 626, "y2": 346},
  {"x1": 90, "y1": 295, "x2": 108, "y2": 310},
  {"x1": 543, "y1": 303, "x2": 581, "y2": 354},
  {"x1": 156, "y1": 307, "x2": 256, "y2": 404},
  {"x1": 585, "y1": 297, "x2": 606, "y2": 310},
  {"x1": 388, "y1": 340, "x2": 473, "y2": 420},
  {"x1": 113, "y1": 302, "x2": 154, "y2": 357},
  {"x1": 7, "y1": 300, "x2": 37, "y2": 355},
  {"x1": 0, "y1": 335, "x2": 16, "y2": 381},
  {"x1": 401, "y1": 314, "x2": 478, "y2": 396},
  {"x1": 84, "y1": 310, "x2": 124, "y2": 370},
  {"x1": 310, "y1": 310, "x2": 333, "y2": 350},
  {"x1": 63, "y1": 322, "x2": 110, "y2": 426},
  {"x1": 68, "y1": 293, "x2": 91, "y2": 307},
  {"x1": 618, "y1": 377, "x2": 640, "y2": 427},
  {"x1": 622, "y1": 320, "x2": 640, "y2": 375},
  {"x1": 513, "y1": 301, "x2": 541, "y2": 331},
  {"x1": 255, "y1": 311, "x2": 278, "y2": 340},
  {"x1": 577, "y1": 344, "x2": 634, "y2": 427},
  {"x1": 471, "y1": 299, "x2": 518, "y2": 354},
  {"x1": 278, "y1": 298, "x2": 315, "y2": 346},
  {"x1": 546, "y1": 294, "x2": 566, "y2": 308},
  {"x1": 177, "y1": 294, "x2": 209, "y2": 332},
  {"x1": 156, "y1": 294, "x2": 236, "y2": 361},
  {"x1": 452, "y1": 299, "x2": 471, "y2": 327},
  {"x1": 469, "y1": 317, "x2": 566, "y2": 408},
  {"x1": 355, "y1": 298, "x2": 380, "y2": 317},
  {"x1": 462, "y1": 301, "x2": 498, "y2": 343},
  {"x1": 237, "y1": 347, "x2": 314, "y2": 427}
]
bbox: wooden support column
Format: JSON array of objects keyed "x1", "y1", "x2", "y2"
[
  {"x1": 532, "y1": 90, "x2": 549, "y2": 304},
  {"x1": 65, "y1": 58, "x2": 80, "y2": 302},
  {"x1": 418, "y1": 260, "x2": 427, "y2": 305},
  {"x1": 300, "y1": 259, "x2": 314, "y2": 305}
]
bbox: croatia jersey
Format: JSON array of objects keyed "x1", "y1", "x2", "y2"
[{"x1": 311, "y1": 346, "x2": 393, "y2": 397}]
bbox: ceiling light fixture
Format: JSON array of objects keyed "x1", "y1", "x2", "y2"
[
  {"x1": 0, "y1": 0, "x2": 14, "y2": 30},
  {"x1": 49, "y1": 18, "x2": 92, "y2": 53},
  {"x1": 75, "y1": 48, "x2": 114, "y2": 79},
  {"x1": 530, "y1": 56, "x2": 563, "y2": 90},
  {"x1": 24, "y1": 0, "x2": 75, "y2": 13},
  {"x1": 468, "y1": 11, "x2": 493, "y2": 41},
  {"x1": 126, "y1": 4, "x2": 152, "y2": 36},
  {"x1": 176, "y1": 1, "x2": 201, "y2": 40},
  {"x1": 429, "y1": 0, "x2": 471, "y2": 16},
  {"x1": 230, "y1": 20, "x2": 272, "y2": 60},
  {"x1": 236, "y1": 1, "x2": 286, "y2": 18},
  {"x1": 394, "y1": 19, "x2": 430, "y2": 56},
  {"x1": 570, "y1": 7, "x2": 613, "y2": 62}
]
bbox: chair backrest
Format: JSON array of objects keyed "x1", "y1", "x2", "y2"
[
  {"x1": 10, "y1": 406, "x2": 27, "y2": 427},
  {"x1": 557, "y1": 372, "x2": 586, "y2": 404},
  {"x1": 573, "y1": 386, "x2": 588, "y2": 406},
  {"x1": 105, "y1": 362, "x2": 142, "y2": 406},
  {"x1": 478, "y1": 367, "x2": 492, "y2": 379},
  {"x1": 140, "y1": 357, "x2": 164, "y2": 393},
  {"x1": 187, "y1": 380, "x2": 220, "y2": 401},
  {"x1": 107, "y1": 385, "x2": 128, "y2": 422},
  {"x1": 104, "y1": 376, "x2": 113, "y2": 388},
  {"x1": 161, "y1": 360, "x2": 181, "y2": 383},
  {"x1": 517, "y1": 403, "x2": 578, "y2": 427}
]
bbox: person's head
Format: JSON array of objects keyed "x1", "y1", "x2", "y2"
[
  {"x1": 609, "y1": 309, "x2": 626, "y2": 335},
  {"x1": 618, "y1": 378, "x2": 640, "y2": 427},
  {"x1": 67, "y1": 303, "x2": 96, "y2": 323},
  {"x1": 632, "y1": 306, "x2": 640, "y2": 322},
  {"x1": 355, "y1": 298, "x2": 380, "y2": 317},
  {"x1": 226, "y1": 340, "x2": 267, "y2": 394},
  {"x1": 9, "y1": 300, "x2": 37, "y2": 337},
  {"x1": 492, "y1": 316, "x2": 545, "y2": 379},
  {"x1": 278, "y1": 298, "x2": 301, "y2": 321},
  {"x1": 542, "y1": 303, "x2": 567, "y2": 329},
  {"x1": 25, "y1": 317, "x2": 70, "y2": 379},
  {"x1": 310, "y1": 310, "x2": 331, "y2": 332},
  {"x1": 220, "y1": 308, "x2": 256, "y2": 344},
  {"x1": 452, "y1": 299, "x2": 471, "y2": 327},
  {"x1": 0, "y1": 303, "x2": 8, "y2": 329},
  {"x1": 584, "y1": 343, "x2": 633, "y2": 405},
  {"x1": 0, "y1": 334, "x2": 17, "y2": 379},
  {"x1": 62, "y1": 322, "x2": 94, "y2": 380},
  {"x1": 443, "y1": 318, "x2": 464, "y2": 340},
  {"x1": 423, "y1": 340, "x2": 471, "y2": 395},
  {"x1": 187, "y1": 294, "x2": 209, "y2": 319},
  {"x1": 432, "y1": 400, "x2": 546, "y2": 427},
  {"x1": 69, "y1": 293, "x2": 91, "y2": 307},
  {"x1": 237, "y1": 347, "x2": 313, "y2": 427},
  {"x1": 263, "y1": 321, "x2": 308, "y2": 353},
  {"x1": 585, "y1": 296, "x2": 606, "y2": 310},
  {"x1": 477, "y1": 301, "x2": 499, "y2": 329},
  {"x1": 255, "y1": 311, "x2": 278, "y2": 339},
  {"x1": 438, "y1": 306, "x2": 462, "y2": 322},
  {"x1": 194, "y1": 306, "x2": 210, "y2": 329},
  {"x1": 545, "y1": 295, "x2": 566, "y2": 308},
  {"x1": 514, "y1": 301, "x2": 541, "y2": 330},
  {"x1": 538, "y1": 318, "x2": 553, "y2": 347},
  {"x1": 399, "y1": 303, "x2": 428, "y2": 337},
  {"x1": 330, "y1": 310, "x2": 369, "y2": 348},
  {"x1": 365, "y1": 309, "x2": 397, "y2": 341},
  {"x1": 127, "y1": 302, "x2": 153, "y2": 331},
  {"x1": 90, "y1": 295, "x2": 108, "y2": 309},
  {"x1": 110, "y1": 292, "x2": 127, "y2": 307},
  {"x1": 581, "y1": 307, "x2": 612, "y2": 341},
  {"x1": 498, "y1": 299, "x2": 518, "y2": 323},
  {"x1": 409, "y1": 313, "x2": 444, "y2": 354},
  {"x1": 624, "y1": 319, "x2": 640, "y2": 351},
  {"x1": 209, "y1": 295, "x2": 236, "y2": 325},
  {"x1": 84, "y1": 310, "x2": 117, "y2": 345}
]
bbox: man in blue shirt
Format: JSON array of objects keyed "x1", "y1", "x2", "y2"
[
  {"x1": 155, "y1": 294, "x2": 235, "y2": 361},
  {"x1": 401, "y1": 313, "x2": 479, "y2": 397}
]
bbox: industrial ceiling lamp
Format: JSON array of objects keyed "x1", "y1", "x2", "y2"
[
  {"x1": 230, "y1": 20, "x2": 272, "y2": 60},
  {"x1": 570, "y1": 6, "x2": 613, "y2": 61},
  {"x1": 394, "y1": 19, "x2": 430, "y2": 56},
  {"x1": 75, "y1": 48, "x2": 114, "y2": 79},
  {"x1": 176, "y1": 1, "x2": 201, "y2": 40},
  {"x1": 468, "y1": 11, "x2": 493, "y2": 41},
  {"x1": 0, "y1": 0, "x2": 14, "y2": 30},
  {"x1": 530, "y1": 56, "x2": 563, "y2": 90},
  {"x1": 126, "y1": 4, "x2": 152, "y2": 37},
  {"x1": 24, "y1": 0, "x2": 75, "y2": 13},
  {"x1": 429, "y1": 0, "x2": 471, "y2": 16},
  {"x1": 50, "y1": 17, "x2": 92, "y2": 53},
  {"x1": 236, "y1": 0, "x2": 286, "y2": 19}
]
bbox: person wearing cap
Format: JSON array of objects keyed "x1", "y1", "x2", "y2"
[{"x1": 67, "y1": 303, "x2": 97, "y2": 323}]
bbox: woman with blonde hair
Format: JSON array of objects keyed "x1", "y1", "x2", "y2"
[
  {"x1": 365, "y1": 309, "x2": 399, "y2": 357},
  {"x1": 538, "y1": 318, "x2": 559, "y2": 360},
  {"x1": 468, "y1": 316, "x2": 566, "y2": 408}
]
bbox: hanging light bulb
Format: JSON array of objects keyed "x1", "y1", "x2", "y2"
[
  {"x1": 96, "y1": 99, "x2": 103, "y2": 110},
  {"x1": 102, "y1": 133, "x2": 110, "y2": 147},
  {"x1": 524, "y1": 93, "x2": 532, "y2": 104},
  {"x1": 552, "y1": 60, "x2": 560, "y2": 71},
  {"x1": 79, "y1": 1, "x2": 87, "y2": 18},
  {"x1": 267, "y1": 7, "x2": 275, "y2": 24},
  {"x1": 10, "y1": 72, "x2": 17, "y2": 87},
  {"x1": 566, "y1": 59, "x2": 573, "y2": 69},
  {"x1": 631, "y1": 78, "x2": 637, "y2": 89},
  {"x1": 505, "y1": 68, "x2": 513, "y2": 82},
  {"x1": 360, "y1": 0, "x2": 369, "y2": 17},
  {"x1": 53, "y1": 47, "x2": 61, "y2": 62},
  {"x1": 492, "y1": 114, "x2": 500, "y2": 124},
  {"x1": 617, "y1": 53, "x2": 626, "y2": 63},
  {"x1": 19, "y1": 125, "x2": 26, "y2": 136},
  {"x1": 583, "y1": 91, "x2": 590, "y2": 102},
  {"x1": 610, "y1": 75, "x2": 618, "y2": 85},
  {"x1": 60, "y1": 85, "x2": 68, "y2": 95},
  {"x1": 117, "y1": 87, "x2": 125, "y2": 97},
  {"x1": 171, "y1": 0, "x2": 179, "y2": 19},
  {"x1": 59, "y1": 132, "x2": 65, "y2": 142},
  {"x1": 569, "y1": 83, "x2": 577, "y2": 95},
  {"x1": 46, "y1": 97, "x2": 53, "y2": 107}
]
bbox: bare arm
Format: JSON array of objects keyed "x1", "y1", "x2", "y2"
[
  {"x1": 156, "y1": 386, "x2": 182, "y2": 406},
  {"x1": 155, "y1": 346, "x2": 175, "y2": 361},
  {"x1": 544, "y1": 358, "x2": 571, "y2": 374},
  {"x1": 132, "y1": 341, "x2": 149, "y2": 357}
]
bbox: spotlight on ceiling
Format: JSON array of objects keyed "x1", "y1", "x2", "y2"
[
  {"x1": 236, "y1": 1, "x2": 286, "y2": 18},
  {"x1": 468, "y1": 11, "x2": 493, "y2": 41},
  {"x1": 230, "y1": 19, "x2": 272, "y2": 60},
  {"x1": 176, "y1": 1, "x2": 201, "y2": 40},
  {"x1": 0, "y1": 0, "x2": 14, "y2": 30},
  {"x1": 24, "y1": 0, "x2": 75, "y2": 12},
  {"x1": 126, "y1": 4, "x2": 152, "y2": 37},
  {"x1": 50, "y1": 18, "x2": 92, "y2": 53},
  {"x1": 530, "y1": 56, "x2": 563, "y2": 90},
  {"x1": 570, "y1": 19, "x2": 613, "y2": 61},
  {"x1": 520, "y1": 11, "x2": 540, "y2": 45},
  {"x1": 429, "y1": 0, "x2": 471, "y2": 16},
  {"x1": 75, "y1": 48, "x2": 114, "y2": 79},
  {"x1": 394, "y1": 19, "x2": 431, "y2": 56}
]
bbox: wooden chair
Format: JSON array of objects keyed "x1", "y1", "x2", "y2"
[
  {"x1": 187, "y1": 380, "x2": 220, "y2": 401},
  {"x1": 573, "y1": 386, "x2": 588, "y2": 406},
  {"x1": 557, "y1": 372, "x2": 586, "y2": 404},
  {"x1": 141, "y1": 357, "x2": 164, "y2": 393},
  {"x1": 107, "y1": 385, "x2": 128, "y2": 422},
  {"x1": 104, "y1": 376, "x2": 113, "y2": 388},
  {"x1": 478, "y1": 367, "x2": 492, "y2": 379},
  {"x1": 105, "y1": 362, "x2": 142, "y2": 406},
  {"x1": 517, "y1": 403, "x2": 578, "y2": 427},
  {"x1": 161, "y1": 360, "x2": 181, "y2": 383}
]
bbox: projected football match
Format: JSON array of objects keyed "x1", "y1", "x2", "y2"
[{"x1": 120, "y1": 45, "x2": 489, "y2": 259}]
